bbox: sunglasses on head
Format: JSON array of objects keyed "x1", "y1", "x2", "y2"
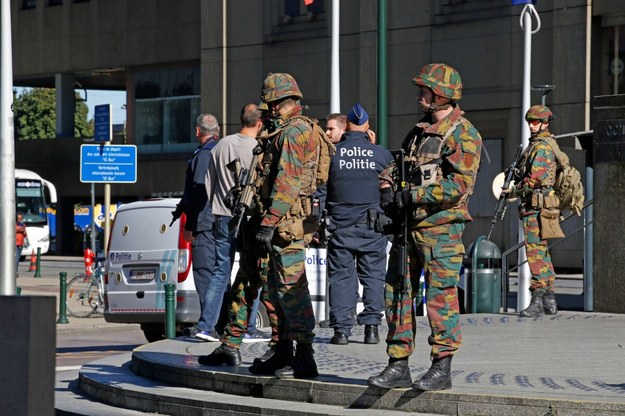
[{"x1": 528, "y1": 120, "x2": 543, "y2": 125}]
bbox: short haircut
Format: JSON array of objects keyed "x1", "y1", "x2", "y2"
[
  {"x1": 241, "y1": 103, "x2": 261, "y2": 128},
  {"x1": 327, "y1": 113, "x2": 347, "y2": 129},
  {"x1": 196, "y1": 113, "x2": 219, "y2": 136}
]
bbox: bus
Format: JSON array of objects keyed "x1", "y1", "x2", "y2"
[{"x1": 15, "y1": 169, "x2": 57, "y2": 256}]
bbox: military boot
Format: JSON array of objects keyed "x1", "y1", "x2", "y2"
[
  {"x1": 248, "y1": 340, "x2": 293, "y2": 375},
  {"x1": 275, "y1": 343, "x2": 319, "y2": 379},
  {"x1": 367, "y1": 358, "x2": 412, "y2": 389},
  {"x1": 543, "y1": 290, "x2": 558, "y2": 315},
  {"x1": 252, "y1": 343, "x2": 276, "y2": 366},
  {"x1": 197, "y1": 344, "x2": 241, "y2": 366},
  {"x1": 412, "y1": 355, "x2": 452, "y2": 391},
  {"x1": 519, "y1": 291, "x2": 544, "y2": 317}
]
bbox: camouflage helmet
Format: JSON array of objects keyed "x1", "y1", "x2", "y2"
[
  {"x1": 525, "y1": 105, "x2": 554, "y2": 122},
  {"x1": 412, "y1": 63, "x2": 462, "y2": 101},
  {"x1": 259, "y1": 73, "x2": 303, "y2": 109}
]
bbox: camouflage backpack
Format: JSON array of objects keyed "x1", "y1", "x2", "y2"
[
  {"x1": 541, "y1": 137, "x2": 584, "y2": 216},
  {"x1": 291, "y1": 115, "x2": 336, "y2": 196}
]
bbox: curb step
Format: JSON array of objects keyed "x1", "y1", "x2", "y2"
[{"x1": 59, "y1": 353, "x2": 433, "y2": 416}]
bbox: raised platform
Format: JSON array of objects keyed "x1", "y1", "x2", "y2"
[{"x1": 60, "y1": 312, "x2": 625, "y2": 416}]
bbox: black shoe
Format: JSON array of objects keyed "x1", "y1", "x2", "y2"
[
  {"x1": 412, "y1": 356, "x2": 452, "y2": 391},
  {"x1": 330, "y1": 332, "x2": 349, "y2": 345},
  {"x1": 543, "y1": 290, "x2": 558, "y2": 315},
  {"x1": 364, "y1": 325, "x2": 380, "y2": 344},
  {"x1": 252, "y1": 343, "x2": 276, "y2": 366},
  {"x1": 520, "y1": 292, "x2": 544, "y2": 318},
  {"x1": 275, "y1": 344, "x2": 318, "y2": 379},
  {"x1": 198, "y1": 344, "x2": 241, "y2": 366},
  {"x1": 249, "y1": 341, "x2": 293, "y2": 375},
  {"x1": 367, "y1": 358, "x2": 412, "y2": 389}
]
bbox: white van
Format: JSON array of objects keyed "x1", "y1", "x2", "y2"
[
  {"x1": 104, "y1": 199, "x2": 327, "y2": 341},
  {"x1": 104, "y1": 199, "x2": 203, "y2": 341}
]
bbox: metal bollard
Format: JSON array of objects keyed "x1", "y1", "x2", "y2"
[
  {"x1": 164, "y1": 283, "x2": 176, "y2": 339},
  {"x1": 56, "y1": 272, "x2": 69, "y2": 324},
  {"x1": 34, "y1": 247, "x2": 42, "y2": 278}
]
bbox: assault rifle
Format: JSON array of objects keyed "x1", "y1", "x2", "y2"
[
  {"x1": 390, "y1": 149, "x2": 409, "y2": 324},
  {"x1": 486, "y1": 144, "x2": 524, "y2": 240},
  {"x1": 226, "y1": 144, "x2": 265, "y2": 239}
]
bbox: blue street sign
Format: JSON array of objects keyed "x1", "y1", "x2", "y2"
[
  {"x1": 94, "y1": 104, "x2": 112, "y2": 142},
  {"x1": 512, "y1": 0, "x2": 536, "y2": 4},
  {"x1": 80, "y1": 144, "x2": 137, "y2": 183}
]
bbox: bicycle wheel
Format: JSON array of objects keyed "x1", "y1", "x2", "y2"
[{"x1": 66, "y1": 274, "x2": 99, "y2": 318}]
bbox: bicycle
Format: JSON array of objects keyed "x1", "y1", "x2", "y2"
[{"x1": 66, "y1": 259, "x2": 105, "y2": 318}]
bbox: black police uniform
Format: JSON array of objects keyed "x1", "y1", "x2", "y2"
[{"x1": 326, "y1": 131, "x2": 393, "y2": 336}]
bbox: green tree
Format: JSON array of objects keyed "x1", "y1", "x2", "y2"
[{"x1": 13, "y1": 87, "x2": 94, "y2": 139}]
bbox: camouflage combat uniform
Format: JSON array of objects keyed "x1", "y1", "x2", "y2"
[
  {"x1": 511, "y1": 105, "x2": 560, "y2": 318},
  {"x1": 259, "y1": 105, "x2": 317, "y2": 345},
  {"x1": 220, "y1": 231, "x2": 279, "y2": 348},
  {"x1": 383, "y1": 105, "x2": 482, "y2": 361},
  {"x1": 514, "y1": 130, "x2": 558, "y2": 295}
]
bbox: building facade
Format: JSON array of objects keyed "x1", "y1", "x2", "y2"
[{"x1": 10, "y1": 0, "x2": 625, "y2": 257}]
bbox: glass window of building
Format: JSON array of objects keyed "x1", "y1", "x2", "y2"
[
  {"x1": 598, "y1": 21, "x2": 625, "y2": 96},
  {"x1": 134, "y1": 68, "x2": 200, "y2": 154}
]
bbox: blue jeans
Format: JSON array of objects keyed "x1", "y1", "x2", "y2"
[
  {"x1": 247, "y1": 287, "x2": 262, "y2": 332},
  {"x1": 16, "y1": 245, "x2": 23, "y2": 272},
  {"x1": 192, "y1": 229, "x2": 221, "y2": 333},
  {"x1": 207, "y1": 216, "x2": 235, "y2": 331}
]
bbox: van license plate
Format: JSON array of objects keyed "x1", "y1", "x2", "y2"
[{"x1": 129, "y1": 269, "x2": 156, "y2": 281}]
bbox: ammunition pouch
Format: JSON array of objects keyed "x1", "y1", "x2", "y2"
[
  {"x1": 539, "y1": 207, "x2": 564, "y2": 239},
  {"x1": 538, "y1": 192, "x2": 564, "y2": 239},
  {"x1": 276, "y1": 216, "x2": 305, "y2": 243}
]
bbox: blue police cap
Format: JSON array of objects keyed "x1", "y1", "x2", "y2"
[{"x1": 347, "y1": 103, "x2": 368, "y2": 126}]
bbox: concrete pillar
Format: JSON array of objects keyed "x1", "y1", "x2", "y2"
[
  {"x1": 0, "y1": 296, "x2": 56, "y2": 416},
  {"x1": 591, "y1": 94, "x2": 625, "y2": 313},
  {"x1": 55, "y1": 73, "x2": 75, "y2": 138}
]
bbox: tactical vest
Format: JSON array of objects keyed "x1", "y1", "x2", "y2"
[
  {"x1": 258, "y1": 115, "x2": 335, "y2": 242},
  {"x1": 405, "y1": 117, "x2": 466, "y2": 221}
]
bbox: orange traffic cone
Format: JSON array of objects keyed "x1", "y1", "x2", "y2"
[{"x1": 28, "y1": 249, "x2": 37, "y2": 272}]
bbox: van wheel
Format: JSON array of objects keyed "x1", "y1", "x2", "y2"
[
  {"x1": 254, "y1": 301, "x2": 271, "y2": 329},
  {"x1": 141, "y1": 324, "x2": 165, "y2": 343}
]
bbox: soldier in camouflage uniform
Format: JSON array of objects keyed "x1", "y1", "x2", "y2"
[
  {"x1": 368, "y1": 63, "x2": 482, "y2": 391},
  {"x1": 247, "y1": 72, "x2": 320, "y2": 379},
  {"x1": 504, "y1": 105, "x2": 559, "y2": 318}
]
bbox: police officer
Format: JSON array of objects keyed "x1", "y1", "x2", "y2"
[
  {"x1": 505, "y1": 105, "x2": 559, "y2": 317},
  {"x1": 326, "y1": 103, "x2": 393, "y2": 345},
  {"x1": 368, "y1": 63, "x2": 482, "y2": 391}
]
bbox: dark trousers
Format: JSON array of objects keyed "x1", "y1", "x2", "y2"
[{"x1": 327, "y1": 223, "x2": 386, "y2": 336}]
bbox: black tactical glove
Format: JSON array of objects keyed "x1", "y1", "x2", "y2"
[
  {"x1": 394, "y1": 189, "x2": 411, "y2": 211},
  {"x1": 255, "y1": 225, "x2": 275, "y2": 252},
  {"x1": 380, "y1": 187, "x2": 393, "y2": 208}
]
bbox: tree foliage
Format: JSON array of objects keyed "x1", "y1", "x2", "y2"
[{"x1": 13, "y1": 88, "x2": 94, "y2": 140}]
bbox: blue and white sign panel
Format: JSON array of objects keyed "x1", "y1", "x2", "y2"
[
  {"x1": 80, "y1": 144, "x2": 137, "y2": 183},
  {"x1": 94, "y1": 104, "x2": 112, "y2": 142}
]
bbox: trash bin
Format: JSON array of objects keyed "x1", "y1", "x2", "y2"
[{"x1": 463, "y1": 235, "x2": 502, "y2": 313}]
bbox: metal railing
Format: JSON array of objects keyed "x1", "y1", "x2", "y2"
[{"x1": 500, "y1": 199, "x2": 593, "y2": 311}]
